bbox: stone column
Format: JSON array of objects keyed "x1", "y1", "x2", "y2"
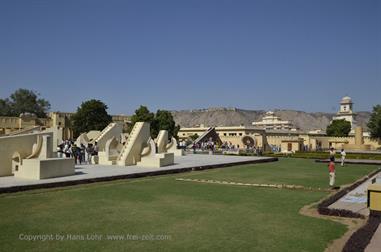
[{"x1": 355, "y1": 127, "x2": 364, "y2": 146}]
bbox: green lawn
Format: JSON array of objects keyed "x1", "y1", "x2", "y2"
[
  {"x1": 182, "y1": 158, "x2": 377, "y2": 189},
  {"x1": 0, "y1": 158, "x2": 377, "y2": 252}
]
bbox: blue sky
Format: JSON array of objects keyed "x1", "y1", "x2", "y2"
[{"x1": 0, "y1": 0, "x2": 380, "y2": 115}]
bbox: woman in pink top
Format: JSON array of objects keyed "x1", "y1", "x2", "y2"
[{"x1": 328, "y1": 160, "x2": 335, "y2": 187}]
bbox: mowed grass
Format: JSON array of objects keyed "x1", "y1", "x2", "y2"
[
  {"x1": 0, "y1": 158, "x2": 377, "y2": 252},
  {"x1": 182, "y1": 158, "x2": 378, "y2": 189}
]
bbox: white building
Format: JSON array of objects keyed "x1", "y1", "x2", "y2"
[
  {"x1": 332, "y1": 96, "x2": 355, "y2": 129},
  {"x1": 252, "y1": 111, "x2": 294, "y2": 130}
]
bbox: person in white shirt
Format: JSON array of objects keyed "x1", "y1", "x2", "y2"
[
  {"x1": 329, "y1": 147, "x2": 335, "y2": 161},
  {"x1": 340, "y1": 148, "x2": 346, "y2": 166}
]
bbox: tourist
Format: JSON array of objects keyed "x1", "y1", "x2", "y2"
[
  {"x1": 192, "y1": 143, "x2": 196, "y2": 154},
  {"x1": 79, "y1": 144, "x2": 86, "y2": 164},
  {"x1": 329, "y1": 147, "x2": 335, "y2": 161},
  {"x1": 71, "y1": 144, "x2": 78, "y2": 164},
  {"x1": 63, "y1": 141, "x2": 71, "y2": 158},
  {"x1": 92, "y1": 141, "x2": 99, "y2": 164},
  {"x1": 93, "y1": 142, "x2": 99, "y2": 155},
  {"x1": 57, "y1": 143, "x2": 64, "y2": 158},
  {"x1": 86, "y1": 144, "x2": 93, "y2": 164},
  {"x1": 340, "y1": 148, "x2": 346, "y2": 167},
  {"x1": 328, "y1": 157, "x2": 336, "y2": 188}
]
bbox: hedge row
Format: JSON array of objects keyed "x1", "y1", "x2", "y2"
[
  {"x1": 266, "y1": 151, "x2": 381, "y2": 160},
  {"x1": 343, "y1": 215, "x2": 381, "y2": 252}
]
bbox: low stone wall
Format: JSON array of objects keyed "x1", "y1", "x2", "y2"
[{"x1": 15, "y1": 158, "x2": 75, "y2": 180}]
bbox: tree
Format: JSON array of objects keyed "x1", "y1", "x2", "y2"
[
  {"x1": 127, "y1": 106, "x2": 155, "y2": 133},
  {"x1": 0, "y1": 98, "x2": 11, "y2": 116},
  {"x1": 71, "y1": 99, "x2": 112, "y2": 137},
  {"x1": 367, "y1": 105, "x2": 381, "y2": 139},
  {"x1": 128, "y1": 106, "x2": 179, "y2": 139},
  {"x1": 326, "y1": 119, "x2": 351, "y2": 137},
  {"x1": 0, "y1": 89, "x2": 50, "y2": 117},
  {"x1": 189, "y1": 133, "x2": 199, "y2": 141},
  {"x1": 153, "y1": 110, "x2": 180, "y2": 139}
]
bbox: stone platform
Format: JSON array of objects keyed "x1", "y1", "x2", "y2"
[{"x1": 0, "y1": 154, "x2": 277, "y2": 193}]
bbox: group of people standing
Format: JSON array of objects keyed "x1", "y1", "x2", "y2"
[
  {"x1": 192, "y1": 141, "x2": 216, "y2": 152},
  {"x1": 328, "y1": 147, "x2": 347, "y2": 188},
  {"x1": 57, "y1": 140, "x2": 99, "y2": 165}
]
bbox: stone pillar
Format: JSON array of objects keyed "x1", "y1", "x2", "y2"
[
  {"x1": 39, "y1": 135, "x2": 53, "y2": 159},
  {"x1": 355, "y1": 127, "x2": 364, "y2": 146}
]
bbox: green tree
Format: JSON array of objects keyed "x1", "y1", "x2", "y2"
[
  {"x1": 128, "y1": 106, "x2": 179, "y2": 139},
  {"x1": 189, "y1": 133, "x2": 199, "y2": 141},
  {"x1": 153, "y1": 110, "x2": 180, "y2": 139},
  {"x1": 0, "y1": 98, "x2": 11, "y2": 116},
  {"x1": 0, "y1": 89, "x2": 50, "y2": 117},
  {"x1": 326, "y1": 119, "x2": 351, "y2": 137},
  {"x1": 71, "y1": 99, "x2": 112, "y2": 137},
  {"x1": 127, "y1": 106, "x2": 155, "y2": 133},
  {"x1": 367, "y1": 105, "x2": 381, "y2": 139}
]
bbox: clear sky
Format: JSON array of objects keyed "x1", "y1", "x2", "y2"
[{"x1": 0, "y1": 0, "x2": 380, "y2": 115}]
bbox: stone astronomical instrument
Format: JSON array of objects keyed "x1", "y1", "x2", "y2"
[{"x1": 242, "y1": 136, "x2": 255, "y2": 147}]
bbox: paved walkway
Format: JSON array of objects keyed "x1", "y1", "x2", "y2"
[
  {"x1": 0, "y1": 154, "x2": 276, "y2": 192},
  {"x1": 329, "y1": 172, "x2": 381, "y2": 216},
  {"x1": 365, "y1": 222, "x2": 381, "y2": 252}
]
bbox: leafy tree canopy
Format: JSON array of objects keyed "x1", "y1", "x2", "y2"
[
  {"x1": 71, "y1": 99, "x2": 112, "y2": 137},
  {"x1": 189, "y1": 133, "x2": 199, "y2": 141},
  {"x1": 367, "y1": 104, "x2": 381, "y2": 139},
  {"x1": 0, "y1": 89, "x2": 50, "y2": 118},
  {"x1": 326, "y1": 119, "x2": 351, "y2": 137},
  {"x1": 153, "y1": 110, "x2": 180, "y2": 139},
  {"x1": 129, "y1": 106, "x2": 155, "y2": 125},
  {"x1": 128, "y1": 106, "x2": 179, "y2": 139}
]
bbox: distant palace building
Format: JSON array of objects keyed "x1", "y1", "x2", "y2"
[
  {"x1": 332, "y1": 96, "x2": 355, "y2": 129},
  {"x1": 252, "y1": 111, "x2": 294, "y2": 130},
  {"x1": 178, "y1": 96, "x2": 380, "y2": 152}
]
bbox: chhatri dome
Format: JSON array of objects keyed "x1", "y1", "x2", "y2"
[
  {"x1": 340, "y1": 96, "x2": 352, "y2": 104},
  {"x1": 265, "y1": 111, "x2": 274, "y2": 116},
  {"x1": 333, "y1": 96, "x2": 355, "y2": 130}
]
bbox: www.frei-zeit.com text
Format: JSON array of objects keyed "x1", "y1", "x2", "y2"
[{"x1": 19, "y1": 233, "x2": 172, "y2": 241}]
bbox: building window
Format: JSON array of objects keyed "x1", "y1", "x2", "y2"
[{"x1": 239, "y1": 133, "x2": 242, "y2": 136}]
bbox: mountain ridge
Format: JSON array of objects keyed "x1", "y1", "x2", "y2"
[{"x1": 171, "y1": 107, "x2": 371, "y2": 131}]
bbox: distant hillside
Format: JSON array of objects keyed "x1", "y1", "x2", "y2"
[{"x1": 171, "y1": 108, "x2": 371, "y2": 131}]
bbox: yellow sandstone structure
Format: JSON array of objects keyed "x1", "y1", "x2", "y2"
[
  {"x1": 332, "y1": 96, "x2": 355, "y2": 130},
  {"x1": 178, "y1": 125, "x2": 380, "y2": 153},
  {"x1": 252, "y1": 111, "x2": 295, "y2": 130},
  {"x1": 75, "y1": 122, "x2": 123, "y2": 151},
  {"x1": 156, "y1": 130, "x2": 185, "y2": 156},
  {"x1": 0, "y1": 112, "x2": 130, "y2": 139},
  {"x1": 368, "y1": 183, "x2": 381, "y2": 215},
  {"x1": 115, "y1": 122, "x2": 175, "y2": 167},
  {"x1": 178, "y1": 96, "x2": 381, "y2": 153},
  {"x1": 0, "y1": 132, "x2": 75, "y2": 179}
]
